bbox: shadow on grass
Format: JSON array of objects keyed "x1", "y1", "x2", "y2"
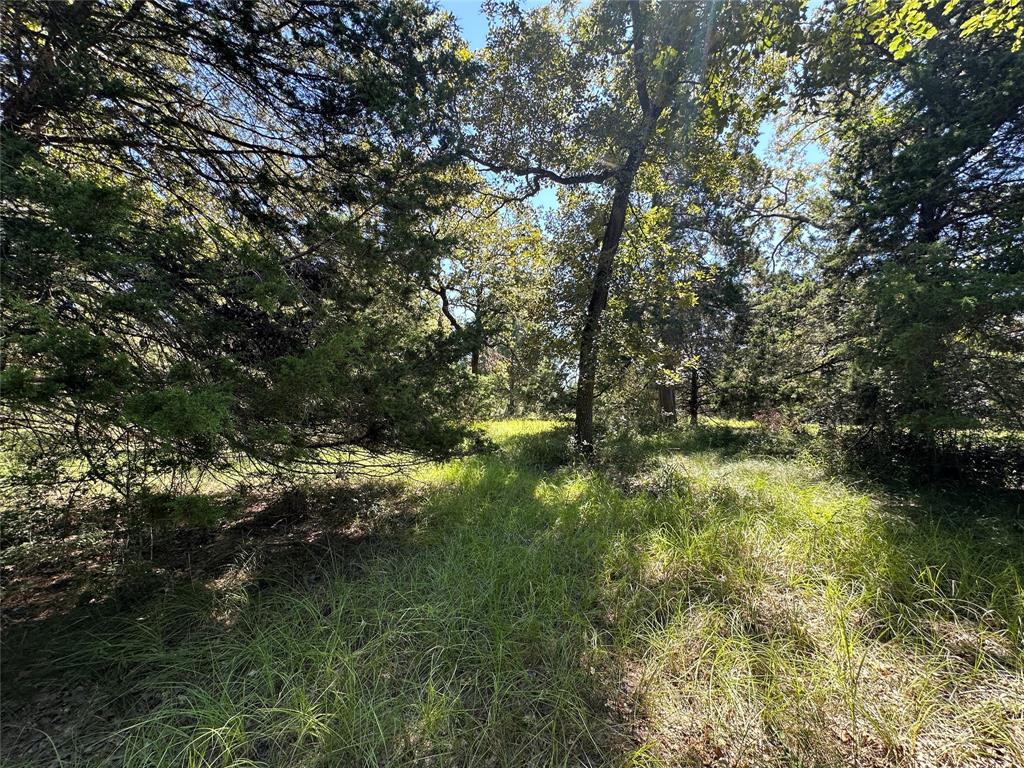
[
  {"x1": 847, "y1": 482, "x2": 1024, "y2": 667},
  {"x1": 3, "y1": 422, "x2": 1023, "y2": 767},
  {"x1": 2, "y1": 440, "x2": 642, "y2": 766},
  {"x1": 1, "y1": 474, "x2": 434, "y2": 757}
]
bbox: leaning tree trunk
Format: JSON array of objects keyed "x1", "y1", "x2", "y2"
[
  {"x1": 572, "y1": 6, "x2": 694, "y2": 456},
  {"x1": 574, "y1": 155, "x2": 643, "y2": 455},
  {"x1": 688, "y1": 369, "x2": 699, "y2": 426}
]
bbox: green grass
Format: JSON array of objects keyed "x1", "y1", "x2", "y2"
[{"x1": 3, "y1": 419, "x2": 1023, "y2": 767}]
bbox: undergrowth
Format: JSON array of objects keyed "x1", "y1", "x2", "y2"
[{"x1": 2, "y1": 419, "x2": 1022, "y2": 767}]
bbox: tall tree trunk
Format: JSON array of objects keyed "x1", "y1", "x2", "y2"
[
  {"x1": 688, "y1": 369, "x2": 699, "y2": 426},
  {"x1": 470, "y1": 347, "x2": 480, "y2": 375},
  {"x1": 572, "y1": 5, "x2": 695, "y2": 455},
  {"x1": 658, "y1": 384, "x2": 677, "y2": 424},
  {"x1": 574, "y1": 160, "x2": 642, "y2": 454}
]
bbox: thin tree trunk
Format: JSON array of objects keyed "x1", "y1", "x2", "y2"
[
  {"x1": 574, "y1": 162, "x2": 641, "y2": 455},
  {"x1": 658, "y1": 385, "x2": 677, "y2": 424},
  {"x1": 571, "y1": 4, "x2": 696, "y2": 456},
  {"x1": 470, "y1": 347, "x2": 480, "y2": 375},
  {"x1": 688, "y1": 369, "x2": 699, "y2": 426}
]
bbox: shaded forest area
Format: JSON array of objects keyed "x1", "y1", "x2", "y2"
[{"x1": 1, "y1": 1, "x2": 1023, "y2": 766}]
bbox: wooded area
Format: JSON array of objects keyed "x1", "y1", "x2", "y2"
[{"x1": 2, "y1": 1, "x2": 1022, "y2": 766}]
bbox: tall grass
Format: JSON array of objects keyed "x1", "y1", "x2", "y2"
[{"x1": 4, "y1": 419, "x2": 1022, "y2": 767}]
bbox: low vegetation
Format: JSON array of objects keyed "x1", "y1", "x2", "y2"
[{"x1": 4, "y1": 420, "x2": 1021, "y2": 767}]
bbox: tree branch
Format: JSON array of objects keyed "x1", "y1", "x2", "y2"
[
  {"x1": 462, "y1": 150, "x2": 618, "y2": 189},
  {"x1": 425, "y1": 280, "x2": 463, "y2": 332},
  {"x1": 628, "y1": 1, "x2": 651, "y2": 116}
]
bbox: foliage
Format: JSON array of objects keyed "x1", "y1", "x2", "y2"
[
  {"x1": 427, "y1": 189, "x2": 566, "y2": 416},
  {"x1": 799, "y1": 0, "x2": 1024, "y2": 435},
  {"x1": 850, "y1": 0, "x2": 1024, "y2": 58},
  {"x1": 1, "y1": 0, "x2": 476, "y2": 508},
  {"x1": 2, "y1": 3, "x2": 1024, "y2": 763},
  {"x1": 468, "y1": 0, "x2": 805, "y2": 451}
]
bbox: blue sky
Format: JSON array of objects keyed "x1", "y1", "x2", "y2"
[
  {"x1": 437, "y1": 0, "x2": 489, "y2": 48},
  {"x1": 437, "y1": 1, "x2": 562, "y2": 210},
  {"x1": 438, "y1": 1, "x2": 548, "y2": 49},
  {"x1": 439, "y1": 0, "x2": 826, "y2": 51}
]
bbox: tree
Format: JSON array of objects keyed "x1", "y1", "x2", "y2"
[
  {"x1": 469, "y1": 0, "x2": 802, "y2": 453},
  {"x1": 801, "y1": 0, "x2": 1024, "y2": 434},
  {"x1": 1, "y1": 0, "x2": 475, "y2": 508},
  {"x1": 427, "y1": 191, "x2": 543, "y2": 372},
  {"x1": 425, "y1": 188, "x2": 564, "y2": 415}
]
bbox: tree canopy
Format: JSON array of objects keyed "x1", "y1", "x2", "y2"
[{"x1": 1, "y1": 0, "x2": 1021, "y2": 510}]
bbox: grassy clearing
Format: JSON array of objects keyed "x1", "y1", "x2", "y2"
[{"x1": 3, "y1": 420, "x2": 1023, "y2": 767}]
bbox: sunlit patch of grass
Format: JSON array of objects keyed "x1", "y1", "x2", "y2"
[
  {"x1": 621, "y1": 451, "x2": 1024, "y2": 766},
  {"x1": 4, "y1": 419, "x2": 1022, "y2": 767}
]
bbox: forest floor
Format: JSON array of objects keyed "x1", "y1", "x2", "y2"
[{"x1": 2, "y1": 420, "x2": 1023, "y2": 767}]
